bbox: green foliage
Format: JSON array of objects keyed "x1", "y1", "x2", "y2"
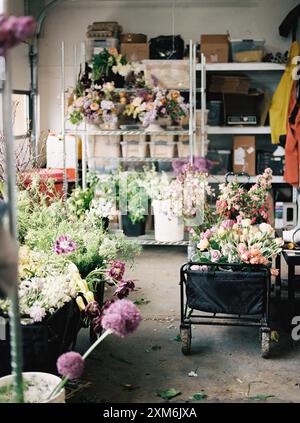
[
  {"x1": 118, "y1": 171, "x2": 149, "y2": 224},
  {"x1": 156, "y1": 388, "x2": 181, "y2": 400},
  {"x1": 17, "y1": 179, "x2": 141, "y2": 279},
  {"x1": 69, "y1": 110, "x2": 83, "y2": 125}
]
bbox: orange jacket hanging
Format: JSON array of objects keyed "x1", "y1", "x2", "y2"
[{"x1": 284, "y1": 82, "x2": 300, "y2": 186}]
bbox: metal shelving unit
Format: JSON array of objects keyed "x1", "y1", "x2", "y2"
[{"x1": 61, "y1": 41, "x2": 198, "y2": 248}]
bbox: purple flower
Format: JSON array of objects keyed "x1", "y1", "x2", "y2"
[
  {"x1": 114, "y1": 279, "x2": 135, "y2": 300},
  {"x1": 142, "y1": 108, "x2": 157, "y2": 127},
  {"x1": 101, "y1": 299, "x2": 141, "y2": 337},
  {"x1": 54, "y1": 235, "x2": 77, "y2": 255},
  {"x1": 106, "y1": 260, "x2": 125, "y2": 282},
  {"x1": 91, "y1": 315, "x2": 103, "y2": 335},
  {"x1": 57, "y1": 352, "x2": 84, "y2": 380},
  {"x1": 85, "y1": 300, "x2": 101, "y2": 319},
  {"x1": 221, "y1": 219, "x2": 235, "y2": 229},
  {"x1": 0, "y1": 15, "x2": 36, "y2": 56}
]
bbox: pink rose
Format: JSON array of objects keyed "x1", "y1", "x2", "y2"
[{"x1": 210, "y1": 249, "x2": 221, "y2": 262}]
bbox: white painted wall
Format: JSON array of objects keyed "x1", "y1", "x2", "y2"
[
  {"x1": 7, "y1": 0, "x2": 30, "y2": 91},
  {"x1": 38, "y1": 0, "x2": 299, "y2": 133}
]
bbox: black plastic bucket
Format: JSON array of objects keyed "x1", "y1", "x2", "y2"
[{"x1": 122, "y1": 215, "x2": 146, "y2": 237}]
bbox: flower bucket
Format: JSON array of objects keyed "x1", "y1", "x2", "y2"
[
  {"x1": 0, "y1": 301, "x2": 80, "y2": 376},
  {"x1": 121, "y1": 214, "x2": 146, "y2": 237},
  {"x1": 0, "y1": 372, "x2": 65, "y2": 403},
  {"x1": 152, "y1": 200, "x2": 184, "y2": 242}
]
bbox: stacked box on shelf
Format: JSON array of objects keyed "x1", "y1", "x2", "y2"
[
  {"x1": 86, "y1": 21, "x2": 122, "y2": 56},
  {"x1": 121, "y1": 134, "x2": 148, "y2": 158},
  {"x1": 120, "y1": 33, "x2": 149, "y2": 62},
  {"x1": 87, "y1": 133, "x2": 121, "y2": 171},
  {"x1": 149, "y1": 133, "x2": 176, "y2": 159}
]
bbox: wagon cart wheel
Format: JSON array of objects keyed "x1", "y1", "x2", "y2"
[
  {"x1": 260, "y1": 328, "x2": 271, "y2": 358},
  {"x1": 180, "y1": 324, "x2": 192, "y2": 356}
]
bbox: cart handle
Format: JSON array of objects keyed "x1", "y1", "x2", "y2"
[{"x1": 225, "y1": 172, "x2": 250, "y2": 185}]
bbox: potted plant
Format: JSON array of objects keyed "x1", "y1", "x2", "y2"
[
  {"x1": 118, "y1": 171, "x2": 148, "y2": 237},
  {"x1": 144, "y1": 166, "x2": 209, "y2": 242}
]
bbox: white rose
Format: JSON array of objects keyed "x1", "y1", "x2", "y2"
[
  {"x1": 241, "y1": 219, "x2": 251, "y2": 228},
  {"x1": 275, "y1": 237, "x2": 284, "y2": 246},
  {"x1": 197, "y1": 238, "x2": 209, "y2": 251},
  {"x1": 259, "y1": 223, "x2": 274, "y2": 235}
]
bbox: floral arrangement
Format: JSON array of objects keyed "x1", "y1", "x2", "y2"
[
  {"x1": 172, "y1": 157, "x2": 212, "y2": 177},
  {"x1": 92, "y1": 48, "x2": 131, "y2": 81},
  {"x1": 144, "y1": 165, "x2": 210, "y2": 221},
  {"x1": 124, "y1": 87, "x2": 188, "y2": 127},
  {"x1": 193, "y1": 219, "x2": 283, "y2": 274},
  {"x1": 216, "y1": 168, "x2": 273, "y2": 224},
  {"x1": 68, "y1": 82, "x2": 121, "y2": 127},
  {"x1": 0, "y1": 246, "x2": 88, "y2": 322},
  {"x1": 0, "y1": 14, "x2": 36, "y2": 56}
]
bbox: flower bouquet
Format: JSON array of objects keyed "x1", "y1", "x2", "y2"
[
  {"x1": 216, "y1": 168, "x2": 273, "y2": 224},
  {"x1": 124, "y1": 87, "x2": 189, "y2": 129},
  {"x1": 144, "y1": 166, "x2": 209, "y2": 242}
]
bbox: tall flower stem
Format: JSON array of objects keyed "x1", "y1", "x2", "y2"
[
  {"x1": 82, "y1": 329, "x2": 112, "y2": 360},
  {"x1": 3, "y1": 49, "x2": 23, "y2": 402},
  {"x1": 48, "y1": 329, "x2": 112, "y2": 400}
]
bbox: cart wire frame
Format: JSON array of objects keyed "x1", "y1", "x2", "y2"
[{"x1": 179, "y1": 262, "x2": 272, "y2": 357}]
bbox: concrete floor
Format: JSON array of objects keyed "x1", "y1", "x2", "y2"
[{"x1": 72, "y1": 247, "x2": 300, "y2": 403}]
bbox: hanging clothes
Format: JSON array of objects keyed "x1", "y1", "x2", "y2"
[
  {"x1": 269, "y1": 41, "x2": 300, "y2": 144},
  {"x1": 284, "y1": 81, "x2": 300, "y2": 186}
]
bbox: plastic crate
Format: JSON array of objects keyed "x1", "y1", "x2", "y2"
[
  {"x1": 150, "y1": 133, "x2": 176, "y2": 158},
  {"x1": 87, "y1": 135, "x2": 120, "y2": 169},
  {"x1": 230, "y1": 39, "x2": 265, "y2": 63},
  {"x1": 256, "y1": 151, "x2": 285, "y2": 176},
  {"x1": 206, "y1": 150, "x2": 232, "y2": 175},
  {"x1": 121, "y1": 135, "x2": 148, "y2": 158},
  {"x1": 143, "y1": 60, "x2": 189, "y2": 90}
]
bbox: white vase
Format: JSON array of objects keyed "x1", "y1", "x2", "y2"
[
  {"x1": 146, "y1": 122, "x2": 164, "y2": 132},
  {"x1": 0, "y1": 372, "x2": 65, "y2": 403},
  {"x1": 152, "y1": 200, "x2": 184, "y2": 242}
]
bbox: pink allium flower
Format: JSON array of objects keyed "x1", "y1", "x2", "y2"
[
  {"x1": 101, "y1": 299, "x2": 141, "y2": 337},
  {"x1": 0, "y1": 14, "x2": 36, "y2": 56},
  {"x1": 57, "y1": 352, "x2": 84, "y2": 380},
  {"x1": 114, "y1": 279, "x2": 135, "y2": 299},
  {"x1": 106, "y1": 260, "x2": 126, "y2": 281},
  {"x1": 54, "y1": 235, "x2": 77, "y2": 255}
]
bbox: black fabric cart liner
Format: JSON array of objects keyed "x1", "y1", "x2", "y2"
[{"x1": 186, "y1": 268, "x2": 268, "y2": 316}]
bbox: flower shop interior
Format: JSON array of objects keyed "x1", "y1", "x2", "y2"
[{"x1": 2, "y1": 0, "x2": 300, "y2": 405}]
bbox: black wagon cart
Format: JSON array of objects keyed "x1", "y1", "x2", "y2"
[{"x1": 180, "y1": 262, "x2": 272, "y2": 358}]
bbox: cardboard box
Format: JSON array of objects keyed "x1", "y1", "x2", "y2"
[
  {"x1": 201, "y1": 34, "x2": 229, "y2": 63},
  {"x1": 233, "y1": 136, "x2": 256, "y2": 176},
  {"x1": 121, "y1": 43, "x2": 149, "y2": 62},
  {"x1": 121, "y1": 33, "x2": 147, "y2": 43},
  {"x1": 209, "y1": 74, "x2": 250, "y2": 94}
]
